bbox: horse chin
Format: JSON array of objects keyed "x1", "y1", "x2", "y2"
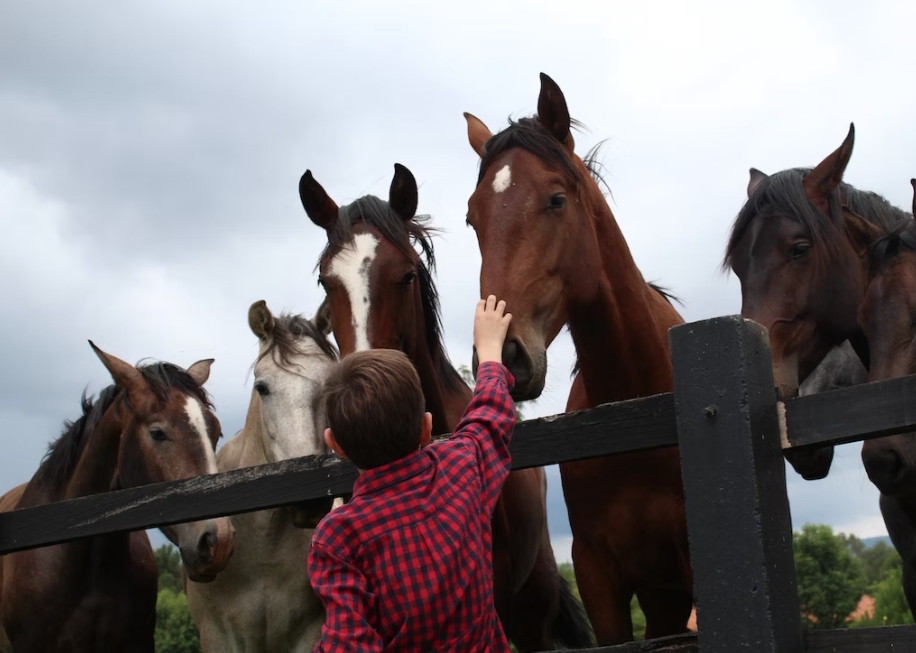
[
  {"x1": 288, "y1": 497, "x2": 336, "y2": 529},
  {"x1": 509, "y1": 350, "x2": 548, "y2": 402},
  {"x1": 785, "y1": 446, "x2": 834, "y2": 480},
  {"x1": 185, "y1": 569, "x2": 218, "y2": 584}
]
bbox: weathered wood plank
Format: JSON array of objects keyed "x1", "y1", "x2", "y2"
[
  {"x1": 805, "y1": 624, "x2": 916, "y2": 651},
  {"x1": 0, "y1": 393, "x2": 677, "y2": 554},
  {"x1": 784, "y1": 374, "x2": 916, "y2": 449},
  {"x1": 671, "y1": 317, "x2": 802, "y2": 653}
]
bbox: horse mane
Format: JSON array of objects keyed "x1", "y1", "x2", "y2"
[
  {"x1": 478, "y1": 116, "x2": 613, "y2": 196},
  {"x1": 317, "y1": 195, "x2": 465, "y2": 394},
  {"x1": 867, "y1": 218, "x2": 916, "y2": 277},
  {"x1": 723, "y1": 168, "x2": 909, "y2": 271},
  {"x1": 35, "y1": 362, "x2": 213, "y2": 492},
  {"x1": 257, "y1": 313, "x2": 338, "y2": 371}
]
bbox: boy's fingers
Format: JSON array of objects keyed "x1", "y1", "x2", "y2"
[
  {"x1": 496, "y1": 300, "x2": 507, "y2": 317},
  {"x1": 486, "y1": 295, "x2": 497, "y2": 312}
]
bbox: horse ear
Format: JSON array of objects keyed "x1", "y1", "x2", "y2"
[
  {"x1": 389, "y1": 163, "x2": 418, "y2": 220},
  {"x1": 842, "y1": 206, "x2": 884, "y2": 256},
  {"x1": 186, "y1": 359, "x2": 214, "y2": 386},
  {"x1": 803, "y1": 124, "x2": 855, "y2": 215},
  {"x1": 748, "y1": 168, "x2": 768, "y2": 197},
  {"x1": 464, "y1": 112, "x2": 492, "y2": 159},
  {"x1": 313, "y1": 296, "x2": 332, "y2": 336},
  {"x1": 537, "y1": 73, "x2": 574, "y2": 151},
  {"x1": 299, "y1": 170, "x2": 339, "y2": 230},
  {"x1": 248, "y1": 300, "x2": 275, "y2": 342},
  {"x1": 88, "y1": 341, "x2": 156, "y2": 412}
]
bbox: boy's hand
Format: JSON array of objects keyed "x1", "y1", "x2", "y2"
[{"x1": 474, "y1": 295, "x2": 512, "y2": 365}]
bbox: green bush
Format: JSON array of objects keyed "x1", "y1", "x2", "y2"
[{"x1": 155, "y1": 589, "x2": 201, "y2": 653}]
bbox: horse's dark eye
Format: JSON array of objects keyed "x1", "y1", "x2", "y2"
[
  {"x1": 317, "y1": 277, "x2": 327, "y2": 289},
  {"x1": 150, "y1": 428, "x2": 168, "y2": 442},
  {"x1": 789, "y1": 243, "x2": 810, "y2": 261},
  {"x1": 547, "y1": 193, "x2": 566, "y2": 211},
  {"x1": 399, "y1": 271, "x2": 417, "y2": 286},
  {"x1": 254, "y1": 382, "x2": 270, "y2": 397}
]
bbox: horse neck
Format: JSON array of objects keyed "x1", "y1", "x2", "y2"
[
  {"x1": 567, "y1": 197, "x2": 680, "y2": 405},
  {"x1": 402, "y1": 307, "x2": 472, "y2": 434},
  {"x1": 61, "y1": 402, "x2": 125, "y2": 500}
]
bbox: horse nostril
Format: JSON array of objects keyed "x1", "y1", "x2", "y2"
[
  {"x1": 503, "y1": 340, "x2": 518, "y2": 367},
  {"x1": 197, "y1": 531, "x2": 216, "y2": 565}
]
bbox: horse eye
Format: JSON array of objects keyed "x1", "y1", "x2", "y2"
[
  {"x1": 789, "y1": 243, "x2": 810, "y2": 261},
  {"x1": 547, "y1": 193, "x2": 566, "y2": 211},
  {"x1": 149, "y1": 428, "x2": 168, "y2": 442},
  {"x1": 317, "y1": 277, "x2": 327, "y2": 289},
  {"x1": 254, "y1": 382, "x2": 270, "y2": 397},
  {"x1": 399, "y1": 271, "x2": 417, "y2": 286}
]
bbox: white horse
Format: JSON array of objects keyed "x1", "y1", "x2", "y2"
[{"x1": 187, "y1": 299, "x2": 338, "y2": 652}]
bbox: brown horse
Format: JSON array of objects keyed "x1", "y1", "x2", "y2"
[
  {"x1": 0, "y1": 343, "x2": 234, "y2": 653},
  {"x1": 300, "y1": 163, "x2": 592, "y2": 651},
  {"x1": 844, "y1": 180, "x2": 916, "y2": 614},
  {"x1": 463, "y1": 74, "x2": 691, "y2": 645},
  {"x1": 723, "y1": 125, "x2": 909, "y2": 480}
]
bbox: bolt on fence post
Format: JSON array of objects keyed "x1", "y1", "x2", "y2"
[{"x1": 669, "y1": 316, "x2": 802, "y2": 653}]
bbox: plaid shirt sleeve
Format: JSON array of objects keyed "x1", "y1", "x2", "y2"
[
  {"x1": 450, "y1": 361, "x2": 516, "y2": 516},
  {"x1": 308, "y1": 540, "x2": 385, "y2": 653}
]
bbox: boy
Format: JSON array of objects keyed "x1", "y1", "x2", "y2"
[{"x1": 308, "y1": 295, "x2": 516, "y2": 652}]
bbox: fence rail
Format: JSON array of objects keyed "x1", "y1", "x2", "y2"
[{"x1": 2, "y1": 316, "x2": 915, "y2": 652}]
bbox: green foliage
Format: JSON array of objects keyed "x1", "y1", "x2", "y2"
[
  {"x1": 859, "y1": 541, "x2": 902, "y2": 588},
  {"x1": 154, "y1": 544, "x2": 201, "y2": 653},
  {"x1": 155, "y1": 544, "x2": 184, "y2": 594},
  {"x1": 794, "y1": 524, "x2": 866, "y2": 629},
  {"x1": 155, "y1": 589, "x2": 201, "y2": 653}
]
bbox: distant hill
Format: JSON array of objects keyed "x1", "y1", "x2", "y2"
[{"x1": 862, "y1": 535, "x2": 892, "y2": 548}]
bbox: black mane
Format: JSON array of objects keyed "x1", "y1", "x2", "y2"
[
  {"x1": 477, "y1": 116, "x2": 611, "y2": 194},
  {"x1": 258, "y1": 313, "x2": 338, "y2": 371},
  {"x1": 35, "y1": 362, "x2": 213, "y2": 492},
  {"x1": 868, "y1": 219, "x2": 916, "y2": 276},
  {"x1": 724, "y1": 168, "x2": 909, "y2": 271},
  {"x1": 317, "y1": 195, "x2": 465, "y2": 394}
]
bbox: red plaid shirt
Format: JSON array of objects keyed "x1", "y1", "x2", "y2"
[{"x1": 308, "y1": 362, "x2": 516, "y2": 652}]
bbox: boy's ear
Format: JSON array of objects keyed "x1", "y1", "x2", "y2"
[
  {"x1": 419, "y1": 412, "x2": 433, "y2": 448},
  {"x1": 324, "y1": 428, "x2": 348, "y2": 460}
]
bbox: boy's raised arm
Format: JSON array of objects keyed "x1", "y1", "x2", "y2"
[{"x1": 451, "y1": 296, "x2": 517, "y2": 514}]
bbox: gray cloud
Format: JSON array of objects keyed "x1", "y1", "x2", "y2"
[{"x1": 2, "y1": 0, "x2": 915, "y2": 558}]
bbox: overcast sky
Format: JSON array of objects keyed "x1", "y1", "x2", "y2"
[{"x1": 2, "y1": 0, "x2": 914, "y2": 562}]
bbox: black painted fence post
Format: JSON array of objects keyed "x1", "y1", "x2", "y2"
[{"x1": 669, "y1": 316, "x2": 802, "y2": 653}]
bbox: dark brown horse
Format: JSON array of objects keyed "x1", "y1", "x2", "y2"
[
  {"x1": 844, "y1": 181, "x2": 916, "y2": 614},
  {"x1": 300, "y1": 164, "x2": 592, "y2": 651},
  {"x1": 463, "y1": 74, "x2": 691, "y2": 645},
  {"x1": 0, "y1": 343, "x2": 234, "y2": 653},
  {"x1": 723, "y1": 125, "x2": 909, "y2": 480}
]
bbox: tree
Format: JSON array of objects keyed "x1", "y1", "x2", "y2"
[
  {"x1": 154, "y1": 544, "x2": 201, "y2": 653},
  {"x1": 459, "y1": 364, "x2": 531, "y2": 421},
  {"x1": 155, "y1": 589, "x2": 201, "y2": 653},
  {"x1": 794, "y1": 524, "x2": 866, "y2": 629},
  {"x1": 858, "y1": 541, "x2": 901, "y2": 588}
]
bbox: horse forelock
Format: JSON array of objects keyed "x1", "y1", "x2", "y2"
[{"x1": 723, "y1": 168, "x2": 909, "y2": 275}]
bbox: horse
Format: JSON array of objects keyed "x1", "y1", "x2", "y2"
[
  {"x1": 0, "y1": 343, "x2": 234, "y2": 653},
  {"x1": 186, "y1": 300, "x2": 338, "y2": 653},
  {"x1": 842, "y1": 180, "x2": 916, "y2": 614},
  {"x1": 463, "y1": 73, "x2": 691, "y2": 645},
  {"x1": 723, "y1": 125, "x2": 911, "y2": 481},
  {"x1": 300, "y1": 163, "x2": 592, "y2": 651}
]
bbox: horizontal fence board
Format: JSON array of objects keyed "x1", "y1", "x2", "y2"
[
  {"x1": 0, "y1": 393, "x2": 677, "y2": 554},
  {"x1": 785, "y1": 374, "x2": 916, "y2": 449},
  {"x1": 805, "y1": 624, "x2": 916, "y2": 651},
  {"x1": 583, "y1": 634, "x2": 698, "y2": 652}
]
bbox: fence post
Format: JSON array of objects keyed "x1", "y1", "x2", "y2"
[{"x1": 669, "y1": 316, "x2": 802, "y2": 653}]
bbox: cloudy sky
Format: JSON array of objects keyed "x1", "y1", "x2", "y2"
[{"x1": 2, "y1": 0, "x2": 914, "y2": 562}]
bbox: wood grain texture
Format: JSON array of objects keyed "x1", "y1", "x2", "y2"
[
  {"x1": 0, "y1": 393, "x2": 677, "y2": 554},
  {"x1": 805, "y1": 624, "x2": 916, "y2": 651}
]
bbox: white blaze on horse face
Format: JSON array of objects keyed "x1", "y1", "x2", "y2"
[
  {"x1": 492, "y1": 164, "x2": 511, "y2": 193},
  {"x1": 184, "y1": 396, "x2": 218, "y2": 474},
  {"x1": 328, "y1": 232, "x2": 380, "y2": 351}
]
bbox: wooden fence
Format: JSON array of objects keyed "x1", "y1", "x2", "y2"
[{"x1": 2, "y1": 316, "x2": 915, "y2": 652}]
